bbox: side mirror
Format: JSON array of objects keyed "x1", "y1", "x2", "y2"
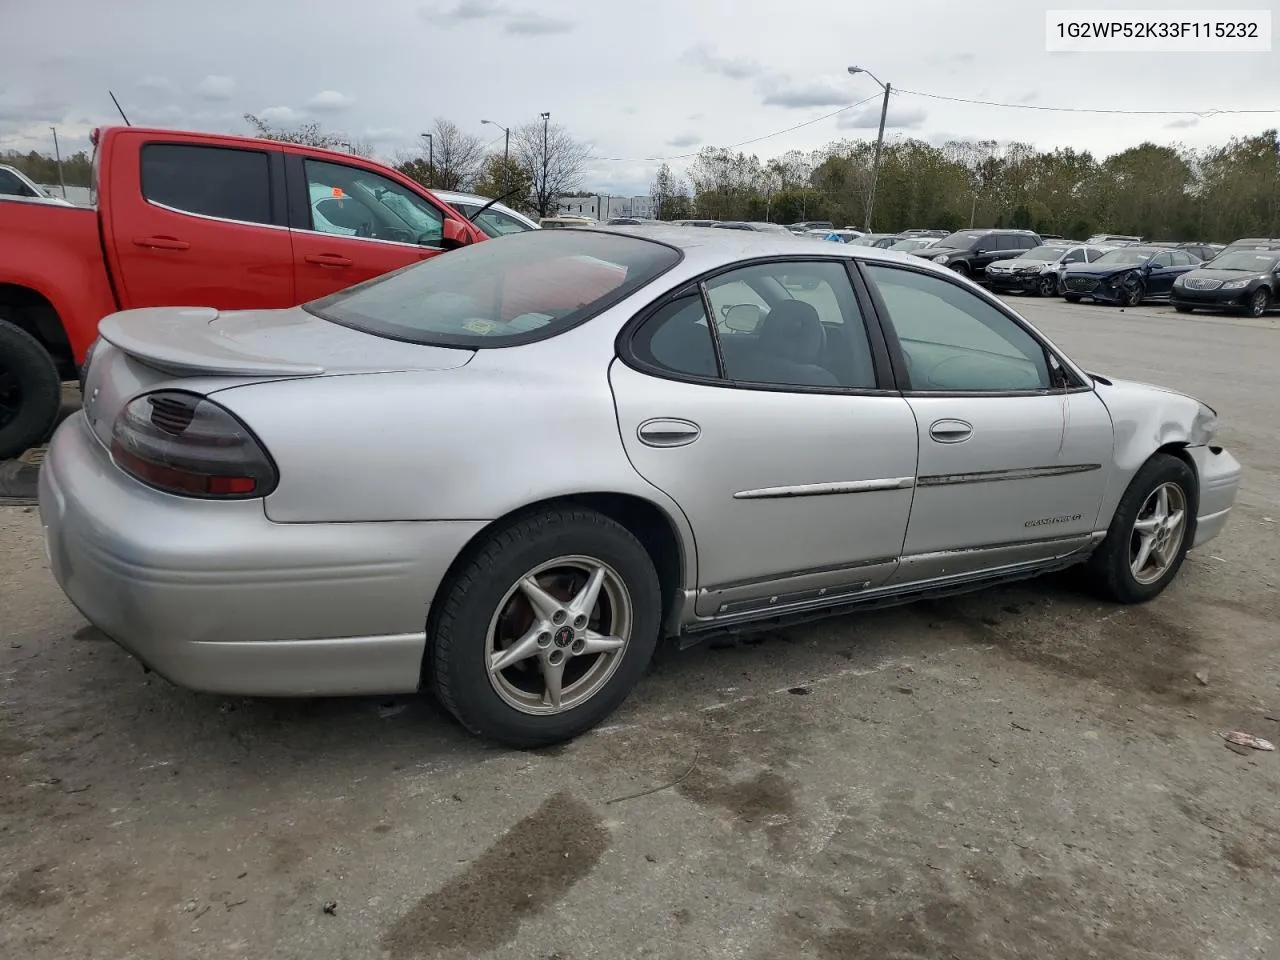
[
  {"x1": 723, "y1": 304, "x2": 761, "y2": 333},
  {"x1": 440, "y1": 219, "x2": 470, "y2": 251}
]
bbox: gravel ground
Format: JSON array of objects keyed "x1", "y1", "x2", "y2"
[{"x1": 1, "y1": 298, "x2": 1277, "y2": 960}]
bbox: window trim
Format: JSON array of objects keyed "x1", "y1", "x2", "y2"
[
  {"x1": 138, "y1": 141, "x2": 287, "y2": 229},
  {"x1": 285, "y1": 153, "x2": 450, "y2": 251},
  {"x1": 853, "y1": 257, "x2": 1092, "y2": 398},
  {"x1": 616, "y1": 254, "x2": 897, "y2": 396}
]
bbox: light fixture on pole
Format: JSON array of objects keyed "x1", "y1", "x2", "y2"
[
  {"x1": 847, "y1": 65, "x2": 891, "y2": 233},
  {"x1": 481, "y1": 119, "x2": 510, "y2": 163}
]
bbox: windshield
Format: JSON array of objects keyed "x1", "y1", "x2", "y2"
[
  {"x1": 1207, "y1": 251, "x2": 1279, "y2": 271},
  {"x1": 305, "y1": 230, "x2": 680, "y2": 347},
  {"x1": 1022, "y1": 245, "x2": 1068, "y2": 261},
  {"x1": 451, "y1": 202, "x2": 534, "y2": 238},
  {"x1": 936, "y1": 231, "x2": 986, "y2": 249},
  {"x1": 888, "y1": 238, "x2": 930, "y2": 251},
  {"x1": 1092, "y1": 248, "x2": 1154, "y2": 266}
]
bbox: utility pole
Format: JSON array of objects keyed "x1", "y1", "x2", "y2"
[
  {"x1": 420, "y1": 132, "x2": 433, "y2": 186},
  {"x1": 540, "y1": 112, "x2": 551, "y2": 217},
  {"x1": 49, "y1": 126, "x2": 67, "y2": 200},
  {"x1": 847, "y1": 66, "x2": 891, "y2": 233}
]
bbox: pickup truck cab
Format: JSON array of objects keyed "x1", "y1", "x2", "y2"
[{"x1": 0, "y1": 126, "x2": 487, "y2": 459}]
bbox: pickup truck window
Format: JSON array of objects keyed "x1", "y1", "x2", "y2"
[
  {"x1": 303, "y1": 159, "x2": 443, "y2": 247},
  {"x1": 141, "y1": 143, "x2": 273, "y2": 226}
]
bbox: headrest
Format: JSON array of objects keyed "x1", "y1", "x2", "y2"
[{"x1": 758, "y1": 300, "x2": 825, "y2": 364}]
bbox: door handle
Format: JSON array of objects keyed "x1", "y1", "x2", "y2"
[
  {"x1": 304, "y1": 253, "x2": 353, "y2": 267},
  {"x1": 133, "y1": 235, "x2": 190, "y2": 250},
  {"x1": 638, "y1": 418, "x2": 700, "y2": 448},
  {"x1": 929, "y1": 419, "x2": 973, "y2": 443}
]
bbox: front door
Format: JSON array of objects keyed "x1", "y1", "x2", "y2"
[
  {"x1": 286, "y1": 155, "x2": 450, "y2": 302},
  {"x1": 109, "y1": 140, "x2": 295, "y2": 310},
  {"x1": 610, "y1": 259, "x2": 919, "y2": 619},
  {"x1": 860, "y1": 261, "x2": 1113, "y2": 583}
]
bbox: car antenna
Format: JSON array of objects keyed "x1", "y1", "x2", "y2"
[
  {"x1": 462, "y1": 186, "x2": 524, "y2": 223},
  {"x1": 108, "y1": 90, "x2": 132, "y2": 126}
]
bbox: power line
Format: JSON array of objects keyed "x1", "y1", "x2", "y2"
[
  {"x1": 588, "y1": 94, "x2": 881, "y2": 163},
  {"x1": 892, "y1": 87, "x2": 1280, "y2": 117}
]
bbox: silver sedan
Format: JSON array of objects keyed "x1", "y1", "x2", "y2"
[{"x1": 40, "y1": 227, "x2": 1242, "y2": 746}]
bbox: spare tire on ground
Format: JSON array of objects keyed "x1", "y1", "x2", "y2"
[{"x1": 0, "y1": 317, "x2": 62, "y2": 461}]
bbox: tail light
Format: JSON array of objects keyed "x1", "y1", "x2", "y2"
[{"x1": 110, "y1": 390, "x2": 278, "y2": 499}]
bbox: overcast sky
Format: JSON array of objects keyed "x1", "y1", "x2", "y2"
[{"x1": 4, "y1": 0, "x2": 1277, "y2": 195}]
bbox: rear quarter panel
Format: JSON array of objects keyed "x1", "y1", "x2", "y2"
[{"x1": 0, "y1": 201, "x2": 116, "y2": 361}]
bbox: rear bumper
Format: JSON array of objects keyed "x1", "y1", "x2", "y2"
[
  {"x1": 1188, "y1": 444, "x2": 1241, "y2": 548},
  {"x1": 39, "y1": 413, "x2": 486, "y2": 696}
]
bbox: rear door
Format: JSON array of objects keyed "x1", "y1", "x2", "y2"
[
  {"x1": 107, "y1": 139, "x2": 295, "y2": 309},
  {"x1": 284, "y1": 154, "x2": 451, "y2": 301},
  {"x1": 1146, "y1": 250, "x2": 1177, "y2": 295}
]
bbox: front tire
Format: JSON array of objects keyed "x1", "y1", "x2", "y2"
[
  {"x1": 429, "y1": 506, "x2": 662, "y2": 747},
  {"x1": 1121, "y1": 279, "x2": 1145, "y2": 308},
  {"x1": 0, "y1": 317, "x2": 62, "y2": 461},
  {"x1": 1037, "y1": 275, "x2": 1057, "y2": 297},
  {"x1": 1064, "y1": 293, "x2": 1081, "y2": 303},
  {"x1": 1245, "y1": 288, "x2": 1269, "y2": 317},
  {"x1": 1086, "y1": 453, "x2": 1197, "y2": 604},
  {"x1": 1174, "y1": 304, "x2": 1194, "y2": 314},
  {"x1": 950, "y1": 262, "x2": 971, "y2": 279}
]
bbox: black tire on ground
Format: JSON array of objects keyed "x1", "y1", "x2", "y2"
[
  {"x1": 1245, "y1": 288, "x2": 1269, "y2": 317},
  {"x1": 1121, "y1": 280, "x2": 1145, "y2": 308},
  {"x1": 1064, "y1": 293, "x2": 1081, "y2": 303},
  {"x1": 1174, "y1": 304, "x2": 1194, "y2": 313},
  {"x1": 1037, "y1": 275, "x2": 1056, "y2": 297},
  {"x1": 429, "y1": 506, "x2": 662, "y2": 747},
  {"x1": 1086, "y1": 452, "x2": 1198, "y2": 605},
  {"x1": 950, "y1": 262, "x2": 971, "y2": 278},
  {"x1": 0, "y1": 317, "x2": 61, "y2": 461}
]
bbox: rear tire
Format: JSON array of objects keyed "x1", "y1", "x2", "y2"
[
  {"x1": 1086, "y1": 453, "x2": 1197, "y2": 604},
  {"x1": 429, "y1": 506, "x2": 662, "y2": 747},
  {"x1": 0, "y1": 317, "x2": 61, "y2": 461}
]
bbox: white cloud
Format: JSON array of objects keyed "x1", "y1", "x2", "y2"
[
  {"x1": 258, "y1": 105, "x2": 303, "y2": 124},
  {"x1": 308, "y1": 90, "x2": 355, "y2": 112},
  {"x1": 196, "y1": 75, "x2": 236, "y2": 101}
]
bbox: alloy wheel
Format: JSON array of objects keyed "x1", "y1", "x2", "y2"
[
  {"x1": 485, "y1": 555, "x2": 633, "y2": 715},
  {"x1": 1249, "y1": 289, "x2": 1269, "y2": 317},
  {"x1": 1129, "y1": 482, "x2": 1187, "y2": 585}
]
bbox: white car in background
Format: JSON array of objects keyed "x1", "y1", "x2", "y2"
[
  {"x1": 0, "y1": 164, "x2": 74, "y2": 206},
  {"x1": 432, "y1": 189, "x2": 540, "y2": 237}
]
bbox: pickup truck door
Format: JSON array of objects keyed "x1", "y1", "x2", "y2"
[
  {"x1": 105, "y1": 139, "x2": 295, "y2": 310},
  {"x1": 284, "y1": 154, "x2": 452, "y2": 301}
]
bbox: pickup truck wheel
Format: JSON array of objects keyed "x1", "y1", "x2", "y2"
[{"x1": 0, "y1": 317, "x2": 62, "y2": 460}]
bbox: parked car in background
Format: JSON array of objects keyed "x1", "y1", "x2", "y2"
[
  {"x1": 886, "y1": 237, "x2": 940, "y2": 254},
  {"x1": 899, "y1": 229, "x2": 949, "y2": 239},
  {"x1": 606, "y1": 217, "x2": 659, "y2": 226},
  {"x1": 811, "y1": 228, "x2": 867, "y2": 243},
  {"x1": 433, "y1": 189, "x2": 539, "y2": 237},
  {"x1": 986, "y1": 243, "x2": 1112, "y2": 297},
  {"x1": 673, "y1": 219, "x2": 719, "y2": 228},
  {"x1": 540, "y1": 216, "x2": 596, "y2": 228},
  {"x1": 40, "y1": 225, "x2": 1240, "y2": 746},
  {"x1": 1171, "y1": 248, "x2": 1280, "y2": 316},
  {"x1": 1087, "y1": 234, "x2": 1143, "y2": 245},
  {"x1": 787, "y1": 220, "x2": 834, "y2": 234},
  {"x1": 1177, "y1": 242, "x2": 1224, "y2": 262},
  {"x1": 712, "y1": 221, "x2": 794, "y2": 234},
  {"x1": 1220, "y1": 237, "x2": 1280, "y2": 255},
  {"x1": 0, "y1": 164, "x2": 75, "y2": 206},
  {"x1": 0, "y1": 125, "x2": 486, "y2": 460},
  {"x1": 913, "y1": 229, "x2": 1042, "y2": 279},
  {"x1": 848, "y1": 233, "x2": 901, "y2": 249},
  {"x1": 1059, "y1": 245, "x2": 1202, "y2": 306}
]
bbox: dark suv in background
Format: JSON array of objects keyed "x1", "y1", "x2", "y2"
[{"x1": 912, "y1": 229, "x2": 1042, "y2": 278}]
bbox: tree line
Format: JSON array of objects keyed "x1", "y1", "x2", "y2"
[
  {"x1": 651, "y1": 130, "x2": 1280, "y2": 242},
  {"x1": 1, "y1": 149, "x2": 93, "y2": 188}
]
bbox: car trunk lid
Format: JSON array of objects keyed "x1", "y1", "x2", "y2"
[{"x1": 84, "y1": 305, "x2": 473, "y2": 450}]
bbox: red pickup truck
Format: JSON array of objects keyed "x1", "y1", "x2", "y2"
[{"x1": 0, "y1": 126, "x2": 488, "y2": 459}]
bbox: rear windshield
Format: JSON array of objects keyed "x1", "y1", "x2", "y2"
[
  {"x1": 304, "y1": 230, "x2": 680, "y2": 347},
  {"x1": 936, "y1": 231, "x2": 987, "y2": 248}
]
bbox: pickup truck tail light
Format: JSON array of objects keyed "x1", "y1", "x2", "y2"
[{"x1": 110, "y1": 390, "x2": 278, "y2": 499}]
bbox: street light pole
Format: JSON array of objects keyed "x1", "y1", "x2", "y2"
[
  {"x1": 848, "y1": 66, "x2": 891, "y2": 233},
  {"x1": 49, "y1": 126, "x2": 67, "y2": 200},
  {"x1": 420, "y1": 132, "x2": 433, "y2": 185},
  {"x1": 540, "y1": 111, "x2": 551, "y2": 217},
  {"x1": 482, "y1": 120, "x2": 511, "y2": 163}
]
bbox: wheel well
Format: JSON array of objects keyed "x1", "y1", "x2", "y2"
[
  {"x1": 1155, "y1": 441, "x2": 1200, "y2": 511},
  {"x1": 427, "y1": 493, "x2": 689, "y2": 645},
  {"x1": 0, "y1": 284, "x2": 73, "y2": 379}
]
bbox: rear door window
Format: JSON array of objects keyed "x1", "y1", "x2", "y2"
[{"x1": 140, "y1": 143, "x2": 274, "y2": 225}]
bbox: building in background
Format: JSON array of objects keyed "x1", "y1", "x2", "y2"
[{"x1": 554, "y1": 194, "x2": 655, "y2": 220}]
